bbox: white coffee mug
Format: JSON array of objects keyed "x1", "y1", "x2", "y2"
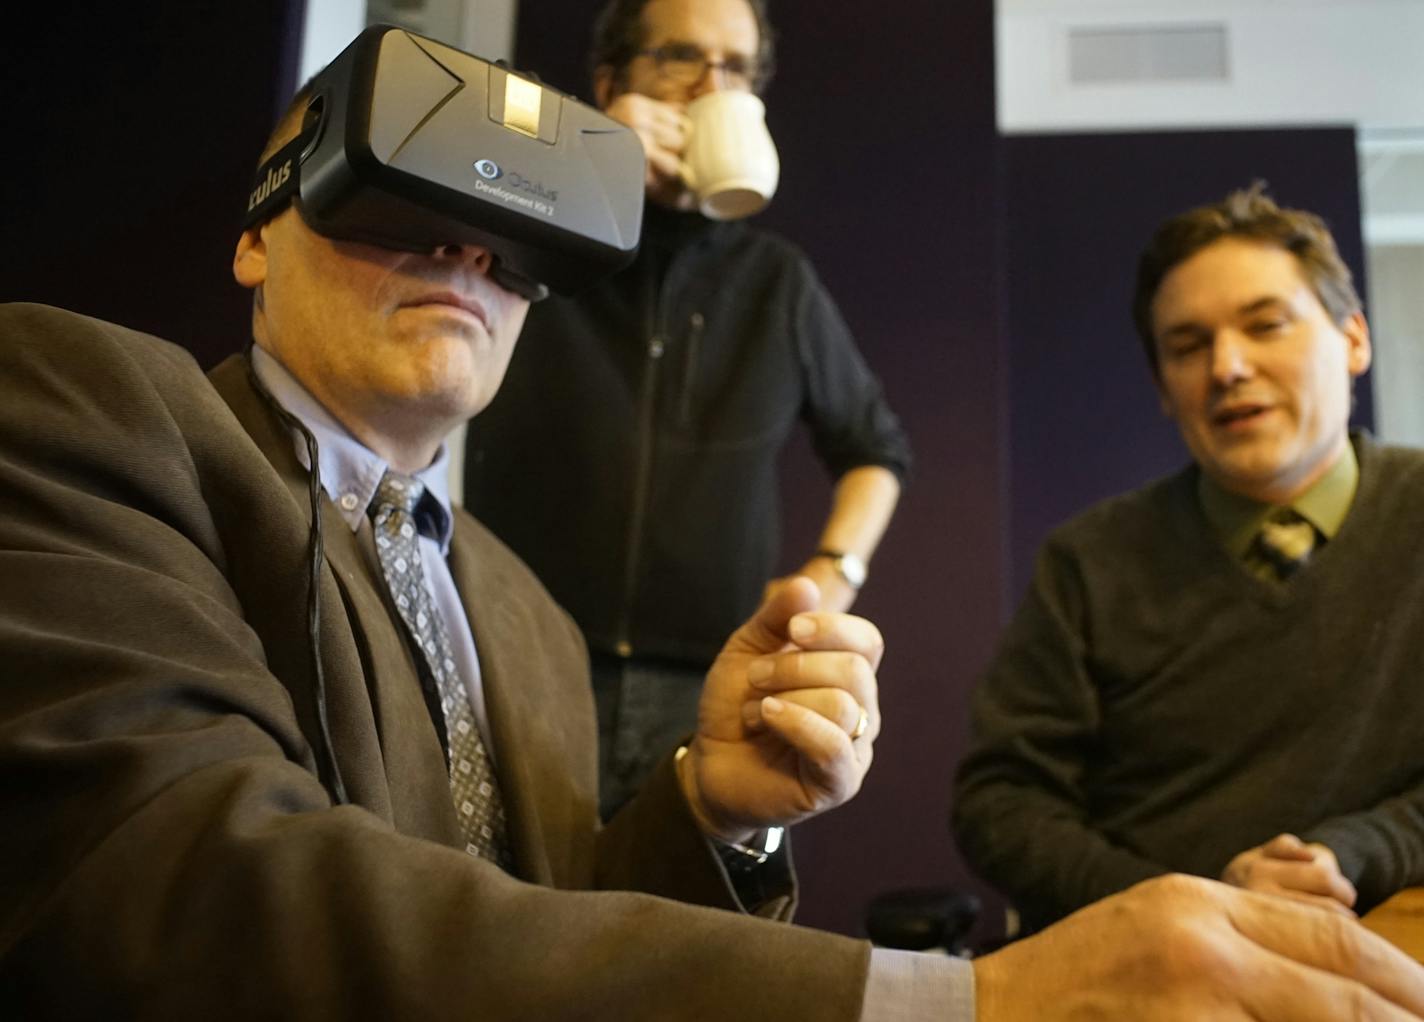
[{"x1": 679, "y1": 91, "x2": 779, "y2": 221}]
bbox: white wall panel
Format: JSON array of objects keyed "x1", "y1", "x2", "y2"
[{"x1": 998, "y1": 0, "x2": 1424, "y2": 134}]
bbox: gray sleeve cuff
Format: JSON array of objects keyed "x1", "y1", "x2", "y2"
[{"x1": 861, "y1": 947, "x2": 975, "y2": 1022}]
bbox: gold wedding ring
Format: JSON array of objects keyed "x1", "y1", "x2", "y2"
[{"x1": 850, "y1": 705, "x2": 869, "y2": 740}]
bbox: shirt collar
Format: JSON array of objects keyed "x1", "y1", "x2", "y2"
[
  {"x1": 250, "y1": 346, "x2": 454, "y2": 552},
  {"x1": 1199, "y1": 440, "x2": 1359, "y2": 558}
]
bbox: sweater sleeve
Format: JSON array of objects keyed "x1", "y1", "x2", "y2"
[
  {"x1": 790, "y1": 257, "x2": 913, "y2": 484},
  {"x1": 1303, "y1": 788, "x2": 1424, "y2": 912},
  {"x1": 951, "y1": 540, "x2": 1168, "y2": 930}
]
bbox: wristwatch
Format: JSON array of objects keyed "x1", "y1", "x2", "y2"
[
  {"x1": 716, "y1": 826, "x2": 785, "y2": 875},
  {"x1": 815, "y1": 549, "x2": 867, "y2": 590}
]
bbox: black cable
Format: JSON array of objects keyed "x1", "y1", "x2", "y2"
[{"x1": 244, "y1": 348, "x2": 349, "y2": 805}]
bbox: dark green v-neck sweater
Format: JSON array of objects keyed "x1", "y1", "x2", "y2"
[{"x1": 953, "y1": 432, "x2": 1424, "y2": 931}]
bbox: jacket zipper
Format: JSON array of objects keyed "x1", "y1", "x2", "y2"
[
  {"x1": 678, "y1": 311, "x2": 704, "y2": 428},
  {"x1": 614, "y1": 256, "x2": 677, "y2": 657}
]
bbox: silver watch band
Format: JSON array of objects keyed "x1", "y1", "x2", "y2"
[{"x1": 815, "y1": 548, "x2": 867, "y2": 589}]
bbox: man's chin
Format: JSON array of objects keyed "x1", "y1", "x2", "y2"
[
  {"x1": 382, "y1": 382, "x2": 483, "y2": 446},
  {"x1": 396, "y1": 306, "x2": 491, "y2": 342}
]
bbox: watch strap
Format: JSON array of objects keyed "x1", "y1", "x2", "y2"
[{"x1": 814, "y1": 548, "x2": 867, "y2": 589}]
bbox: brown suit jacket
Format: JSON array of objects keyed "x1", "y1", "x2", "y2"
[{"x1": 0, "y1": 304, "x2": 868, "y2": 1019}]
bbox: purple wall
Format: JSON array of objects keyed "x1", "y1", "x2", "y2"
[
  {"x1": 757, "y1": 3, "x2": 1008, "y2": 940},
  {"x1": 0, "y1": 1, "x2": 305, "y2": 368},
  {"x1": 513, "y1": 0, "x2": 1010, "y2": 939},
  {"x1": 755, "y1": 2, "x2": 1007, "y2": 939}
]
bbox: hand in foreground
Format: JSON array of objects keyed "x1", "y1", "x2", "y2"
[
  {"x1": 1222, "y1": 832, "x2": 1358, "y2": 916},
  {"x1": 974, "y1": 874, "x2": 1424, "y2": 1021},
  {"x1": 677, "y1": 577, "x2": 881, "y2": 844},
  {"x1": 601, "y1": 92, "x2": 690, "y2": 201}
]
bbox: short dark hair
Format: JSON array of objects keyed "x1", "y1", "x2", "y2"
[
  {"x1": 256, "y1": 80, "x2": 316, "y2": 170},
  {"x1": 589, "y1": 0, "x2": 776, "y2": 94},
  {"x1": 1131, "y1": 183, "x2": 1362, "y2": 374}
]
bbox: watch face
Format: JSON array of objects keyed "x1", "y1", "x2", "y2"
[{"x1": 838, "y1": 554, "x2": 867, "y2": 588}]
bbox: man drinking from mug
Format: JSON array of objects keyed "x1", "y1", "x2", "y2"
[{"x1": 465, "y1": 0, "x2": 912, "y2": 819}]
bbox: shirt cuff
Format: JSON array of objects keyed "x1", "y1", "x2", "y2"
[{"x1": 861, "y1": 947, "x2": 975, "y2": 1022}]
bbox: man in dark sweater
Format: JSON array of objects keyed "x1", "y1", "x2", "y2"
[
  {"x1": 465, "y1": 0, "x2": 910, "y2": 818},
  {"x1": 952, "y1": 186, "x2": 1424, "y2": 934}
]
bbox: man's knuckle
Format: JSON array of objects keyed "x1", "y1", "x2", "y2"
[
  {"x1": 848, "y1": 654, "x2": 875, "y2": 695},
  {"x1": 1159, "y1": 922, "x2": 1239, "y2": 985},
  {"x1": 1335, "y1": 981, "x2": 1375, "y2": 1022},
  {"x1": 1322, "y1": 919, "x2": 1367, "y2": 973},
  {"x1": 1152, "y1": 873, "x2": 1210, "y2": 901}
]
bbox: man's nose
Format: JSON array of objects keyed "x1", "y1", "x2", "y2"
[
  {"x1": 432, "y1": 242, "x2": 494, "y2": 275},
  {"x1": 1210, "y1": 331, "x2": 1254, "y2": 384},
  {"x1": 689, "y1": 60, "x2": 734, "y2": 99}
]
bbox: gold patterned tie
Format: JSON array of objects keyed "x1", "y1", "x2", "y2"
[
  {"x1": 369, "y1": 470, "x2": 512, "y2": 868},
  {"x1": 1254, "y1": 508, "x2": 1317, "y2": 580}
]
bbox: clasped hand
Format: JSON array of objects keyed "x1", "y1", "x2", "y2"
[
  {"x1": 1222, "y1": 832, "x2": 1358, "y2": 916},
  {"x1": 677, "y1": 577, "x2": 882, "y2": 844}
]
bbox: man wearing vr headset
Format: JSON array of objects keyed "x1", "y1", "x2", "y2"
[
  {"x1": 464, "y1": 0, "x2": 912, "y2": 820},
  {"x1": 4, "y1": 26, "x2": 1424, "y2": 1022}
]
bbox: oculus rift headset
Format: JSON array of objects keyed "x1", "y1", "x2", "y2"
[{"x1": 242, "y1": 24, "x2": 645, "y2": 301}]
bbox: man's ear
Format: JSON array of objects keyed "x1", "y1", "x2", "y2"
[
  {"x1": 593, "y1": 65, "x2": 619, "y2": 110},
  {"x1": 233, "y1": 225, "x2": 268, "y2": 290},
  {"x1": 1342, "y1": 310, "x2": 1373, "y2": 378}
]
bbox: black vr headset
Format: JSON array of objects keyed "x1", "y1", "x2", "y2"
[{"x1": 243, "y1": 25, "x2": 645, "y2": 300}]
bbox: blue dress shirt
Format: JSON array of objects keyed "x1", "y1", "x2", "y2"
[{"x1": 251, "y1": 345, "x2": 497, "y2": 762}]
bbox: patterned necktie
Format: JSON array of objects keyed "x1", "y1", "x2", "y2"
[
  {"x1": 369, "y1": 470, "x2": 512, "y2": 868},
  {"x1": 1254, "y1": 507, "x2": 1318, "y2": 580}
]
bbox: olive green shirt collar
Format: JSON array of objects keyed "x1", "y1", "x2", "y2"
[{"x1": 1199, "y1": 441, "x2": 1359, "y2": 558}]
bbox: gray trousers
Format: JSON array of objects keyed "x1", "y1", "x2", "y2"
[{"x1": 590, "y1": 652, "x2": 707, "y2": 821}]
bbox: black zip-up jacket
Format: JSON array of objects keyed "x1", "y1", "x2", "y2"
[{"x1": 465, "y1": 205, "x2": 912, "y2": 666}]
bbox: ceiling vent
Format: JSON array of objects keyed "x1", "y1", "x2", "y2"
[{"x1": 1067, "y1": 23, "x2": 1230, "y2": 85}]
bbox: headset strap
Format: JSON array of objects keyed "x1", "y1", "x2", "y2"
[{"x1": 242, "y1": 130, "x2": 311, "y2": 230}]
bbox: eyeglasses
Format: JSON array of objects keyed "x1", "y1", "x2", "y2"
[{"x1": 636, "y1": 43, "x2": 761, "y2": 91}]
